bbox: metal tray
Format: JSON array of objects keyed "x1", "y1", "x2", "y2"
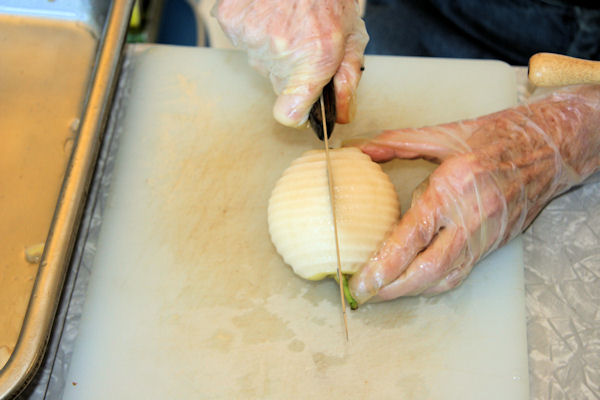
[{"x1": 0, "y1": 1, "x2": 132, "y2": 398}]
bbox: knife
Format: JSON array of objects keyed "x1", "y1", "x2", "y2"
[
  {"x1": 528, "y1": 52, "x2": 600, "y2": 86},
  {"x1": 309, "y1": 81, "x2": 350, "y2": 340},
  {"x1": 309, "y1": 79, "x2": 336, "y2": 140}
]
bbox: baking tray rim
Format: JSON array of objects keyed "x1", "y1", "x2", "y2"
[{"x1": 0, "y1": 1, "x2": 133, "y2": 398}]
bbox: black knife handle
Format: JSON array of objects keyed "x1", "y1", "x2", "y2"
[{"x1": 309, "y1": 79, "x2": 336, "y2": 141}]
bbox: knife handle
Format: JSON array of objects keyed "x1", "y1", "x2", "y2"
[
  {"x1": 528, "y1": 53, "x2": 600, "y2": 87},
  {"x1": 308, "y1": 79, "x2": 337, "y2": 141}
]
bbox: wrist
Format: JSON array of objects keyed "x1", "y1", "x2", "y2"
[{"x1": 536, "y1": 86, "x2": 600, "y2": 191}]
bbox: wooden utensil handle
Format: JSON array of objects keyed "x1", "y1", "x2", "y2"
[{"x1": 528, "y1": 52, "x2": 600, "y2": 87}]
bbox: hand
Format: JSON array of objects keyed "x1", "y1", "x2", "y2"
[
  {"x1": 213, "y1": 0, "x2": 368, "y2": 127},
  {"x1": 348, "y1": 85, "x2": 600, "y2": 304}
]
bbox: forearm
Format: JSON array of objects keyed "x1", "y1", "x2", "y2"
[
  {"x1": 463, "y1": 86, "x2": 600, "y2": 246},
  {"x1": 518, "y1": 86, "x2": 600, "y2": 230}
]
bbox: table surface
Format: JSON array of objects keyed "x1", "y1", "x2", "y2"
[{"x1": 17, "y1": 48, "x2": 600, "y2": 399}]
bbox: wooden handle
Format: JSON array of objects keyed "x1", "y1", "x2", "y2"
[{"x1": 528, "y1": 52, "x2": 600, "y2": 87}]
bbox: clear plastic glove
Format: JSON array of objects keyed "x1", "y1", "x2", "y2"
[
  {"x1": 213, "y1": 0, "x2": 368, "y2": 127},
  {"x1": 348, "y1": 85, "x2": 600, "y2": 304}
]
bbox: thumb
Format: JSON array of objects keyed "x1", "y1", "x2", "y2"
[
  {"x1": 345, "y1": 120, "x2": 480, "y2": 163},
  {"x1": 272, "y1": 85, "x2": 324, "y2": 127},
  {"x1": 271, "y1": 58, "x2": 331, "y2": 127}
]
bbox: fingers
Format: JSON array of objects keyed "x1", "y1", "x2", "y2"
[
  {"x1": 356, "y1": 129, "x2": 449, "y2": 162},
  {"x1": 420, "y1": 263, "x2": 473, "y2": 296},
  {"x1": 348, "y1": 199, "x2": 439, "y2": 304},
  {"x1": 346, "y1": 120, "x2": 480, "y2": 163},
  {"x1": 333, "y1": 20, "x2": 369, "y2": 124},
  {"x1": 216, "y1": 0, "x2": 368, "y2": 128},
  {"x1": 271, "y1": 27, "x2": 344, "y2": 127},
  {"x1": 273, "y1": 23, "x2": 368, "y2": 127},
  {"x1": 273, "y1": 85, "x2": 325, "y2": 127},
  {"x1": 372, "y1": 224, "x2": 467, "y2": 300}
]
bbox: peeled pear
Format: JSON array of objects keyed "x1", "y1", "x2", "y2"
[{"x1": 268, "y1": 147, "x2": 400, "y2": 280}]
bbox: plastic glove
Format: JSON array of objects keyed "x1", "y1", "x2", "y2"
[
  {"x1": 348, "y1": 85, "x2": 600, "y2": 304},
  {"x1": 213, "y1": 0, "x2": 368, "y2": 127}
]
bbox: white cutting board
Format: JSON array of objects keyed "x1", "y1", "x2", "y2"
[{"x1": 64, "y1": 46, "x2": 528, "y2": 399}]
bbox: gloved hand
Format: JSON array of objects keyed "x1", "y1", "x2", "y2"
[
  {"x1": 213, "y1": 0, "x2": 369, "y2": 127},
  {"x1": 348, "y1": 85, "x2": 600, "y2": 304}
]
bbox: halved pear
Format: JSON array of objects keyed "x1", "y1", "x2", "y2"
[{"x1": 268, "y1": 147, "x2": 400, "y2": 280}]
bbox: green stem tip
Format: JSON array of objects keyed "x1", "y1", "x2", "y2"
[{"x1": 342, "y1": 275, "x2": 359, "y2": 310}]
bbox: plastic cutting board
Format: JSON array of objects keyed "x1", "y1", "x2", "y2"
[{"x1": 64, "y1": 46, "x2": 528, "y2": 399}]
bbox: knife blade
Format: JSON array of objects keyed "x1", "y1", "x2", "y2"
[
  {"x1": 309, "y1": 79, "x2": 336, "y2": 140},
  {"x1": 316, "y1": 90, "x2": 349, "y2": 340}
]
